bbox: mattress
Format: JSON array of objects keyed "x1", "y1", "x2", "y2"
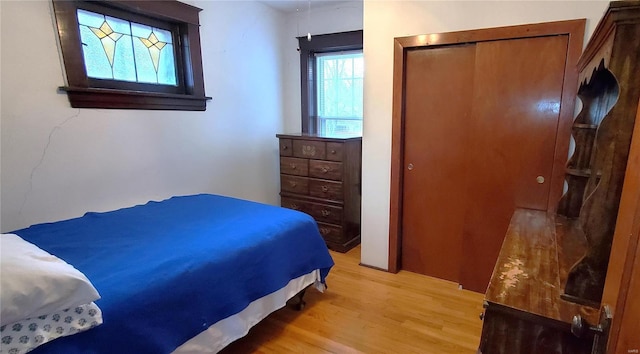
[{"x1": 13, "y1": 194, "x2": 334, "y2": 353}]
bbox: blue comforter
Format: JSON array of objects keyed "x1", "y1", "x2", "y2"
[{"x1": 13, "y1": 194, "x2": 334, "y2": 353}]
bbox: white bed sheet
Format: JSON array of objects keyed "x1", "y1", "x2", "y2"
[{"x1": 172, "y1": 269, "x2": 323, "y2": 354}]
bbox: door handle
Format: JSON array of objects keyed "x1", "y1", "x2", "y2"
[
  {"x1": 571, "y1": 305, "x2": 611, "y2": 339},
  {"x1": 571, "y1": 315, "x2": 601, "y2": 338},
  {"x1": 572, "y1": 305, "x2": 613, "y2": 354},
  {"x1": 407, "y1": 163, "x2": 414, "y2": 171}
]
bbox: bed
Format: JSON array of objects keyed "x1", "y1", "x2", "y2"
[{"x1": 2, "y1": 194, "x2": 334, "y2": 353}]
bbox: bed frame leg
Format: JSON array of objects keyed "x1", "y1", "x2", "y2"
[
  {"x1": 295, "y1": 288, "x2": 307, "y2": 310},
  {"x1": 290, "y1": 287, "x2": 307, "y2": 311}
]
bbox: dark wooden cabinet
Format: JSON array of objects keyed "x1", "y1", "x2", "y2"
[
  {"x1": 480, "y1": 2, "x2": 640, "y2": 353},
  {"x1": 277, "y1": 133, "x2": 362, "y2": 252},
  {"x1": 480, "y1": 210, "x2": 599, "y2": 354}
]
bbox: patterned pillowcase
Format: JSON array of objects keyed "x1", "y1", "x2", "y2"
[{"x1": 0, "y1": 302, "x2": 102, "y2": 354}]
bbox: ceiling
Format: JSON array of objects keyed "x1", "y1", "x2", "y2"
[{"x1": 259, "y1": 0, "x2": 357, "y2": 13}]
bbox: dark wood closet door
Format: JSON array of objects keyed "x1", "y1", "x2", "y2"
[
  {"x1": 460, "y1": 35, "x2": 569, "y2": 292},
  {"x1": 401, "y1": 35, "x2": 569, "y2": 292},
  {"x1": 401, "y1": 45, "x2": 476, "y2": 282}
]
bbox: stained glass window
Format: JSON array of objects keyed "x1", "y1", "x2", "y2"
[
  {"x1": 53, "y1": 0, "x2": 208, "y2": 110},
  {"x1": 77, "y1": 9, "x2": 177, "y2": 86}
]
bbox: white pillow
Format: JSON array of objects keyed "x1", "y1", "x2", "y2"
[{"x1": 0, "y1": 233, "x2": 100, "y2": 325}]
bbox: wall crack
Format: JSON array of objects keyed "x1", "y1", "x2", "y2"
[{"x1": 18, "y1": 109, "x2": 81, "y2": 221}]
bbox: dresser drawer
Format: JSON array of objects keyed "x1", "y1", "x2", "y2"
[
  {"x1": 309, "y1": 160, "x2": 342, "y2": 180},
  {"x1": 326, "y1": 142, "x2": 344, "y2": 161},
  {"x1": 280, "y1": 175, "x2": 309, "y2": 195},
  {"x1": 309, "y1": 203, "x2": 343, "y2": 224},
  {"x1": 281, "y1": 197, "x2": 342, "y2": 224},
  {"x1": 309, "y1": 179, "x2": 342, "y2": 200},
  {"x1": 281, "y1": 197, "x2": 311, "y2": 213},
  {"x1": 280, "y1": 157, "x2": 308, "y2": 176},
  {"x1": 317, "y1": 222, "x2": 343, "y2": 244},
  {"x1": 279, "y1": 139, "x2": 292, "y2": 156},
  {"x1": 293, "y1": 140, "x2": 326, "y2": 159}
]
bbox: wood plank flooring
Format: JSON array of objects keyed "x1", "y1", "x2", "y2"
[{"x1": 221, "y1": 246, "x2": 485, "y2": 353}]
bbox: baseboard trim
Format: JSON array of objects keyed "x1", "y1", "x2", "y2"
[{"x1": 359, "y1": 263, "x2": 390, "y2": 272}]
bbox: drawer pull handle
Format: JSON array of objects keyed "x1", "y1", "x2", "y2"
[
  {"x1": 290, "y1": 204, "x2": 299, "y2": 210},
  {"x1": 290, "y1": 164, "x2": 297, "y2": 169},
  {"x1": 282, "y1": 145, "x2": 288, "y2": 150},
  {"x1": 321, "y1": 185, "x2": 328, "y2": 192},
  {"x1": 320, "y1": 227, "x2": 330, "y2": 235},
  {"x1": 321, "y1": 167, "x2": 330, "y2": 173},
  {"x1": 321, "y1": 210, "x2": 331, "y2": 217},
  {"x1": 289, "y1": 181, "x2": 297, "y2": 187},
  {"x1": 302, "y1": 145, "x2": 316, "y2": 156},
  {"x1": 330, "y1": 150, "x2": 336, "y2": 154}
]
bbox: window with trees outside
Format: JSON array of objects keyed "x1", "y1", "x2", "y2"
[
  {"x1": 316, "y1": 51, "x2": 363, "y2": 136},
  {"x1": 298, "y1": 30, "x2": 363, "y2": 136}
]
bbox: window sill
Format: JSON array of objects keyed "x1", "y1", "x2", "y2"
[{"x1": 59, "y1": 86, "x2": 211, "y2": 111}]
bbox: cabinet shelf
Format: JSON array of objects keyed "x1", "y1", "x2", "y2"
[
  {"x1": 572, "y1": 123, "x2": 598, "y2": 129},
  {"x1": 565, "y1": 168, "x2": 591, "y2": 177}
]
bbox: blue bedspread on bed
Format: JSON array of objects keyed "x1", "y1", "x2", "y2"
[{"x1": 13, "y1": 194, "x2": 334, "y2": 353}]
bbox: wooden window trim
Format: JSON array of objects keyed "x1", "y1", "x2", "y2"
[
  {"x1": 298, "y1": 30, "x2": 363, "y2": 133},
  {"x1": 53, "y1": 0, "x2": 210, "y2": 111}
]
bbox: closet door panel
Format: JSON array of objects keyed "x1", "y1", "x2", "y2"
[
  {"x1": 401, "y1": 44, "x2": 476, "y2": 282},
  {"x1": 460, "y1": 35, "x2": 569, "y2": 292}
]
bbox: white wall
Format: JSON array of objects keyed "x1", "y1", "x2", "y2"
[
  {"x1": 281, "y1": 1, "x2": 364, "y2": 133},
  {"x1": 360, "y1": 0, "x2": 611, "y2": 269},
  {"x1": 0, "y1": 0, "x2": 288, "y2": 232}
]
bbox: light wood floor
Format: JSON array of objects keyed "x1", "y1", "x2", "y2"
[{"x1": 221, "y1": 245, "x2": 485, "y2": 353}]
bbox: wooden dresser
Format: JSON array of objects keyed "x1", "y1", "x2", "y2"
[
  {"x1": 480, "y1": 2, "x2": 640, "y2": 353},
  {"x1": 276, "y1": 133, "x2": 362, "y2": 252}
]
